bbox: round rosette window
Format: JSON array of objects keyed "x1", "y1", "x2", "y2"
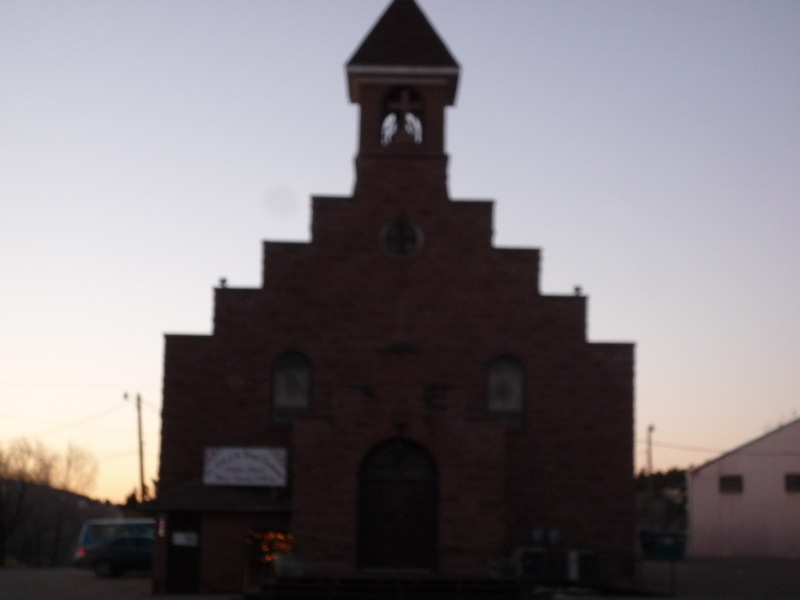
[{"x1": 380, "y1": 218, "x2": 423, "y2": 259}]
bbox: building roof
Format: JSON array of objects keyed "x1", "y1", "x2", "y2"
[
  {"x1": 690, "y1": 416, "x2": 800, "y2": 476},
  {"x1": 143, "y1": 481, "x2": 290, "y2": 513},
  {"x1": 346, "y1": 0, "x2": 459, "y2": 103},
  {"x1": 348, "y1": 0, "x2": 458, "y2": 69}
]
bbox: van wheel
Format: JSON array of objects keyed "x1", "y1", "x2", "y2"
[{"x1": 93, "y1": 560, "x2": 115, "y2": 578}]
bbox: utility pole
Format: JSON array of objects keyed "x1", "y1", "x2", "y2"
[
  {"x1": 647, "y1": 424, "x2": 655, "y2": 528},
  {"x1": 125, "y1": 392, "x2": 146, "y2": 502}
]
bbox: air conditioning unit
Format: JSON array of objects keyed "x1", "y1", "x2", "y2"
[
  {"x1": 566, "y1": 549, "x2": 600, "y2": 585},
  {"x1": 513, "y1": 547, "x2": 548, "y2": 579}
]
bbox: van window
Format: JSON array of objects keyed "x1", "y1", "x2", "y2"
[{"x1": 74, "y1": 518, "x2": 155, "y2": 560}]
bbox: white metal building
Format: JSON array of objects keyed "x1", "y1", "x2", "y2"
[{"x1": 688, "y1": 418, "x2": 800, "y2": 558}]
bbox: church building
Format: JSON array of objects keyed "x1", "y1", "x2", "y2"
[{"x1": 150, "y1": 0, "x2": 635, "y2": 594}]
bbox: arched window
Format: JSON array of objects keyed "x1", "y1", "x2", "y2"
[
  {"x1": 487, "y1": 356, "x2": 525, "y2": 426},
  {"x1": 271, "y1": 351, "x2": 310, "y2": 424}
]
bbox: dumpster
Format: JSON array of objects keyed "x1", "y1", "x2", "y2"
[{"x1": 639, "y1": 530, "x2": 686, "y2": 560}]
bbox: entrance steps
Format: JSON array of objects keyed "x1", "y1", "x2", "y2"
[{"x1": 245, "y1": 577, "x2": 533, "y2": 600}]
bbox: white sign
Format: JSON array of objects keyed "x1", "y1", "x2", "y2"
[
  {"x1": 171, "y1": 531, "x2": 199, "y2": 547},
  {"x1": 203, "y1": 447, "x2": 287, "y2": 487}
]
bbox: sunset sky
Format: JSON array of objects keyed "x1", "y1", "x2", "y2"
[{"x1": 2, "y1": 1, "x2": 798, "y2": 503}]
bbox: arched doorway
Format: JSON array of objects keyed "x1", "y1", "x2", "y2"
[{"x1": 358, "y1": 438, "x2": 437, "y2": 571}]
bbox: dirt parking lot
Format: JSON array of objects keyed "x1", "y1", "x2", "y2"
[
  {"x1": 614, "y1": 558, "x2": 800, "y2": 600},
  {"x1": 0, "y1": 567, "x2": 235, "y2": 600},
  {"x1": 0, "y1": 559, "x2": 798, "y2": 600}
]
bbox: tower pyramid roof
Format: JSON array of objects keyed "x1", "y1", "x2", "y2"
[{"x1": 347, "y1": 0, "x2": 459, "y2": 102}]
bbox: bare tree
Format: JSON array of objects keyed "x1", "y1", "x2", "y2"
[
  {"x1": 0, "y1": 439, "x2": 99, "y2": 567},
  {"x1": 0, "y1": 439, "x2": 56, "y2": 485},
  {"x1": 55, "y1": 442, "x2": 98, "y2": 495}
]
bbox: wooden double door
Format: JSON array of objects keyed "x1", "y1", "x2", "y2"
[{"x1": 357, "y1": 439, "x2": 438, "y2": 571}]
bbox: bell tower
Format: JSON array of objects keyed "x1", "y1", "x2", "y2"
[{"x1": 346, "y1": 0, "x2": 459, "y2": 194}]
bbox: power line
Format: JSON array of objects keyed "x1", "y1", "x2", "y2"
[
  {"x1": 141, "y1": 400, "x2": 162, "y2": 415},
  {"x1": 636, "y1": 438, "x2": 800, "y2": 459},
  {"x1": 0, "y1": 413, "x2": 158, "y2": 437},
  {"x1": 99, "y1": 449, "x2": 140, "y2": 462},
  {"x1": 0, "y1": 380, "x2": 160, "y2": 391},
  {"x1": 637, "y1": 439, "x2": 725, "y2": 454},
  {"x1": 0, "y1": 414, "x2": 65, "y2": 426},
  {"x1": 24, "y1": 404, "x2": 129, "y2": 438}
]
